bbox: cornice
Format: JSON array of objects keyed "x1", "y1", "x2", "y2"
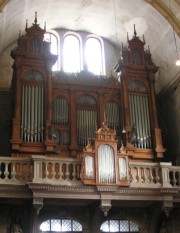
[
  {"x1": 145, "y1": 0, "x2": 180, "y2": 36},
  {"x1": 0, "y1": 0, "x2": 9, "y2": 12}
]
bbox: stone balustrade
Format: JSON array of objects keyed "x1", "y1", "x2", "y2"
[{"x1": 0, "y1": 156, "x2": 180, "y2": 188}]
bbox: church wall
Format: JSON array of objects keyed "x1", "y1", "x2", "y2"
[
  {"x1": 0, "y1": 43, "x2": 14, "y2": 89},
  {"x1": 158, "y1": 79, "x2": 180, "y2": 164},
  {"x1": 0, "y1": 90, "x2": 12, "y2": 155}
]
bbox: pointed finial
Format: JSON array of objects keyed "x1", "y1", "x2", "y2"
[
  {"x1": 127, "y1": 32, "x2": 129, "y2": 41},
  {"x1": 134, "y1": 24, "x2": 137, "y2": 37},
  {"x1": 19, "y1": 30, "x2": 21, "y2": 39},
  {"x1": 44, "y1": 22, "x2": 46, "y2": 31},
  {"x1": 26, "y1": 19, "x2": 28, "y2": 29},
  {"x1": 148, "y1": 46, "x2": 151, "y2": 53},
  {"x1": 143, "y1": 34, "x2": 145, "y2": 43},
  {"x1": 34, "y1": 12, "x2": 37, "y2": 24},
  {"x1": 121, "y1": 42, "x2": 123, "y2": 51}
]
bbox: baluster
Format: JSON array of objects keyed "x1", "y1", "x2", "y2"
[
  {"x1": 25, "y1": 163, "x2": 31, "y2": 181},
  {"x1": 136, "y1": 167, "x2": 141, "y2": 183},
  {"x1": 65, "y1": 163, "x2": 70, "y2": 181},
  {"x1": 177, "y1": 171, "x2": 180, "y2": 187},
  {"x1": 58, "y1": 162, "x2": 63, "y2": 181},
  {"x1": 19, "y1": 162, "x2": 24, "y2": 181},
  {"x1": 11, "y1": 162, "x2": 16, "y2": 180},
  {"x1": 172, "y1": 171, "x2": 177, "y2": 187},
  {"x1": 155, "y1": 167, "x2": 160, "y2": 184},
  {"x1": 44, "y1": 162, "x2": 49, "y2": 179},
  {"x1": 51, "y1": 162, "x2": 56, "y2": 180},
  {"x1": 4, "y1": 162, "x2": 9, "y2": 180},
  {"x1": 130, "y1": 167, "x2": 136, "y2": 183},
  {"x1": 149, "y1": 167, "x2": 154, "y2": 184},
  {"x1": 144, "y1": 167, "x2": 149, "y2": 184},
  {"x1": 0, "y1": 163, "x2": 2, "y2": 179},
  {"x1": 72, "y1": 164, "x2": 76, "y2": 181},
  {"x1": 76, "y1": 164, "x2": 81, "y2": 180},
  {"x1": 141, "y1": 167, "x2": 145, "y2": 183}
]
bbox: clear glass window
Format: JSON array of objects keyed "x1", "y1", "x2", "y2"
[
  {"x1": 63, "y1": 35, "x2": 81, "y2": 73},
  {"x1": 100, "y1": 220, "x2": 139, "y2": 232},
  {"x1": 85, "y1": 37, "x2": 105, "y2": 75},
  {"x1": 40, "y1": 219, "x2": 82, "y2": 232},
  {"x1": 44, "y1": 32, "x2": 59, "y2": 71}
]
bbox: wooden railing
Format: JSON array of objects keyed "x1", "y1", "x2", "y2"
[{"x1": 0, "y1": 156, "x2": 180, "y2": 188}]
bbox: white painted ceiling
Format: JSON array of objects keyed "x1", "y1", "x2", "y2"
[{"x1": 0, "y1": 0, "x2": 179, "y2": 93}]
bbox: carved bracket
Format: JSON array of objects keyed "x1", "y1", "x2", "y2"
[
  {"x1": 100, "y1": 199, "x2": 112, "y2": 217},
  {"x1": 33, "y1": 197, "x2": 43, "y2": 215},
  {"x1": 162, "y1": 198, "x2": 173, "y2": 217}
]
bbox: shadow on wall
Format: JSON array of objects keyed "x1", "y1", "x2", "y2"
[{"x1": 0, "y1": 91, "x2": 12, "y2": 156}]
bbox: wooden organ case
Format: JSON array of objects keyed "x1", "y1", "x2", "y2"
[
  {"x1": 113, "y1": 26, "x2": 165, "y2": 161},
  {"x1": 10, "y1": 15, "x2": 57, "y2": 156},
  {"x1": 10, "y1": 17, "x2": 165, "y2": 186}
]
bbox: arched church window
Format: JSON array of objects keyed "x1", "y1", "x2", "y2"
[
  {"x1": 40, "y1": 219, "x2": 82, "y2": 232},
  {"x1": 100, "y1": 219, "x2": 139, "y2": 232},
  {"x1": 63, "y1": 34, "x2": 82, "y2": 73},
  {"x1": 44, "y1": 32, "x2": 59, "y2": 71},
  {"x1": 85, "y1": 36, "x2": 105, "y2": 75}
]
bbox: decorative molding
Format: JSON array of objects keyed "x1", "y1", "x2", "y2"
[
  {"x1": 96, "y1": 185, "x2": 118, "y2": 192},
  {"x1": 100, "y1": 199, "x2": 112, "y2": 216},
  {"x1": 145, "y1": 0, "x2": 180, "y2": 36},
  {"x1": 33, "y1": 197, "x2": 43, "y2": 215},
  {"x1": 0, "y1": 0, "x2": 9, "y2": 12}
]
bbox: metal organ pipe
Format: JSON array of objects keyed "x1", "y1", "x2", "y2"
[
  {"x1": 34, "y1": 86, "x2": 38, "y2": 142},
  {"x1": 21, "y1": 84, "x2": 44, "y2": 143},
  {"x1": 129, "y1": 94, "x2": 151, "y2": 149},
  {"x1": 98, "y1": 145, "x2": 115, "y2": 184}
]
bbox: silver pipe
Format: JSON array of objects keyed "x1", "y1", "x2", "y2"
[
  {"x1": 41, "y1": 86, "x2": 44, "y2": 142},
  {"x1": 27, "y1": 85, "x2": 31, "y2": 142},
  {"x1": 37, "y1": 86, "x2": 41, "y2": 142},
  {"x1": 30, "y1": 85, "x2": 34, "y2": 142},
  {"x1": 142, "y1": 96, "x2": 148, "y2": 148},
  {"x1": 138, "y1": 95, "x2": 143, "y2": 148},
  {"x1": 145, "y1": 97, "x2": 151, "y2": 148},
  {"x1": 21, "y1": 85, "x2": 25, "y2": 140},
  {"x1": 34, "y1": 86, "x2": 38, "y2": 142},
  {"x1": 130, "y1": 94, "x2": 137, "y2": 146}
]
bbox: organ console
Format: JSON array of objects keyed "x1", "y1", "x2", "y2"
[{"x1": 10, "y1": 15, "x2": 165, "y2": 185}]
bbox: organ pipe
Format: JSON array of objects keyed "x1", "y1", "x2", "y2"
[
  {"x1": 21, "y1": 84, "x2": 44, "y2": 142},
  {"x1": 98, "y1": 145, "x2": 115, "y2": 183},
  {"x1": 129, "y1": 94, "x2": 151, "y2": 149}
]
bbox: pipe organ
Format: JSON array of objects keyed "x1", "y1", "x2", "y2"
[{"x1": 10, "y1": 17, "x2": 165, "y2": 185}]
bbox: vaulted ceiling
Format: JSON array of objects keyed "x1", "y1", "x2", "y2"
[{"x1": 0, "y1": 0, "x2": 179, "y2": 93}]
